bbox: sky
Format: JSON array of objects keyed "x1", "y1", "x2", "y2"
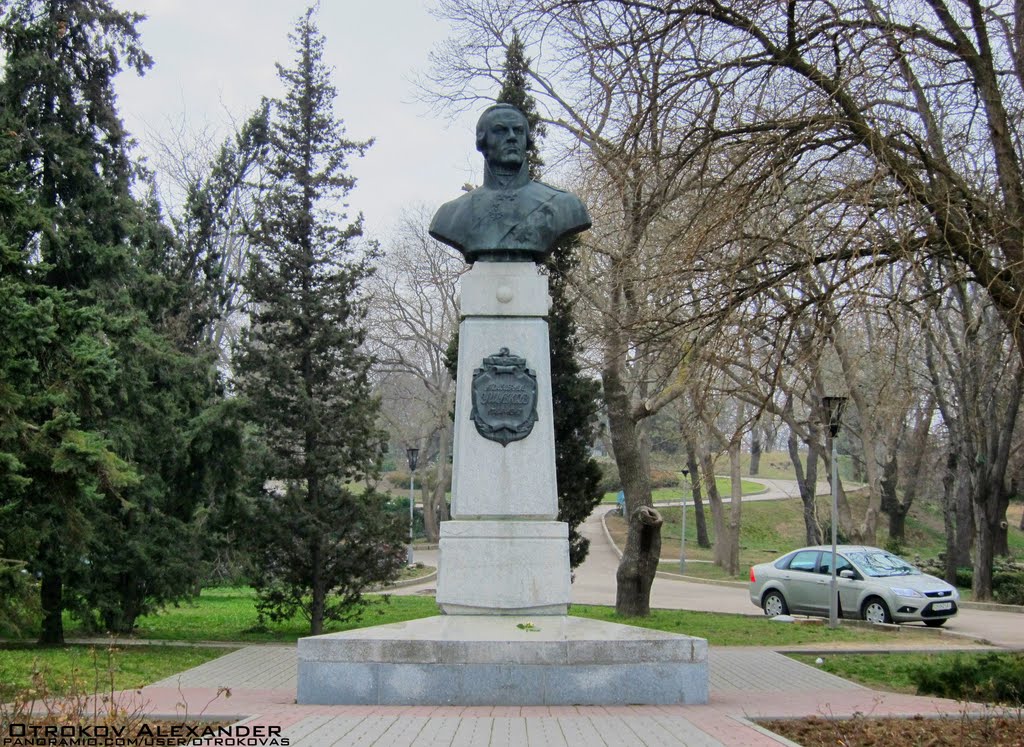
[{"x1": 114, "y1": 0, "x2": 481, "y2": 239}]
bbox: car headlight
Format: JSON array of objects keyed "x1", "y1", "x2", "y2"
[{"x1": 890, "y1": 587, "x2": 923, "y2": 598}]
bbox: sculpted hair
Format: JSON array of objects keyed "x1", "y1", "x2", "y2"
[{"x1": 475, "y1": 103, "x2": 533, "y2": 153}]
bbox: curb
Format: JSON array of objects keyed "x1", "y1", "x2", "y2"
[
  {"x1": 373, "y1": 568, "x2": 438, "y2": 591},
  {"x1": 959, "y1": 600, "x2": 1024, "y2": 613}
]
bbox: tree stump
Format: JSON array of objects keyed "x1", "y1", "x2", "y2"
[{"x1": 616, "y1": 505, "x2": 664, "y2": 616}]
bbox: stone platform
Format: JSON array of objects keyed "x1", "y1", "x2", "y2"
[
  {"x1": 296, "y1": 615, "x2": 708, "y2": 706},
  {"x1": 437, "y1": 520, "x2": 570, "y2": 615}
]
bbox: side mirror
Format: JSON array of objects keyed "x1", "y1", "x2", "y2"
[{"x1": 839, "y1": 569, "x2": 856, "y2": 580}]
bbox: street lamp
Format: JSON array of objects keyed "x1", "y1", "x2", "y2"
[
  {"x1": 406, "y1": 446, "x2": 419, "y2": 565},
  {"x1": 679, "y1": 468, "x2": 690, "y2": 575},
  {"x1": 822, "y1": 395, "x2": 847, "y2": 628}
]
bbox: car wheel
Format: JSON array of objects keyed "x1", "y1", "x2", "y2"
[
  {"x1": 923, "y1": 618, "x2": 947, "y2": 628},
  {"x1": 762, "y1": 590, "x2": 789, "y2": 617},
  {"x1": 861, "y1": 597, "x2": 892, "y2": 624}
]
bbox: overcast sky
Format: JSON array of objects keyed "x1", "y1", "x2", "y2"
[{"x1": 114, "y1": 0, "x2": 481, "y2": 240}]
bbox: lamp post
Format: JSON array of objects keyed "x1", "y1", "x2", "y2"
[
  {"x1": 406, "y1": 446, "x2": 419, "y2": 565},
  {"x1": 822, "y1": 396, "x2": 847, "y2": 628},
  {"x1": 679, "y1": 468, "x2": 690, "y2": 575}
]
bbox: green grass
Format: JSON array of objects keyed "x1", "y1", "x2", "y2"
[
  {"x1": 30, "y1": 588, "x2": 954, "y2": 651},
  {"x1": 0, "y1": 643, "x2": 235, "y2": 698},
  {"x1": 601, "y1": 478, "x2": 765, "y2": 504},
  {"x1": 72, "y1": 588, "x2": 442, "y2": 643},
  {"x1": 569, "y1": 605, "x2": 944, "y2": 647},
  {"x1": 788, "y1": 652, "x2": 992, "y2": 695},
  {"x1": 608, "y1": 490, "x2": 1024, "y2": 580}
]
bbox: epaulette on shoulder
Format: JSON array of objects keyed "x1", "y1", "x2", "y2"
[{"x1": 534, "y1": 179, "x2": 568, "y2": 194}]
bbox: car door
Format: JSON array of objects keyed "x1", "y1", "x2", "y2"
[
  {"x1": 819, "y1": 549, "x2": 860, "y2": 614},
  {"x1": 821, "y1": 551, "x2": 863, "y2": 617},
  {"x1": 780, "y1": 550, "x2": 824, "y2": 614}
]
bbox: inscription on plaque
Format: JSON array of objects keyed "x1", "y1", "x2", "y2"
[{"x1": 470, "y1": 348, "x2": 538, "y2": 446}]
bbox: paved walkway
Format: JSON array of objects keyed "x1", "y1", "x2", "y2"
[
  {"x1": 116, "y1": 644, "x2": 985, "y2": 746},
  {"x1": 44, "y1": 481, "x2": 1022, "y2": 745}
]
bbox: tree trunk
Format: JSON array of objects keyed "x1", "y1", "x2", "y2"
[
  {"x1": 726, "y1": 432, "x2": 743, "y2": 576},
  {"x1": 788, "y1": 429, "x2": 822, "y2": 545},
  {"x1": 749, "y1": 432, "x2": 762, "y2": 476},
  {"x1": 104, "y1": 575, "x2": 142, "y2": 635},
  {"x1": 941, "y1": 451, "x2": 960, "y2": 585},
  {"x1": 700, "y1": 450, "x2": 727, "y2": 567},
  {"x1": 886, "y1": 400, "x2": 933, "y2": 544},
  {"x1": 880, "y1": 453, "x2": 908, "y2": 542},
  {"x1": 421, "y1": 474, "x2": 438, "y2": 544},
  {"x1": 310, "y1": 541, "x2": 324, "y2": 636},
  {"x1": 685, "y1": 440, "x2": 710, "y2": 548},
  {"x1": 604, "y1": 364, "x2": 659, "y2": 616},
  {"x1": 972, "y1": 500, "x2": 997, "y2": 601},
  {"x1": 615, "y1": 505, "x2": 663, "y2": 616},
  {"x1": 833, "y1": 327, "x2": 882, "y2": 544},
  {"x1": 994, "y1": 518, "x2": 1009, "y2": 557},
  {"x1": 954, "y1": 469, "x2": 975, "y2": 568},
  {"x1": 39, "y1": 570, "x2": 64, "y2": 645},
  {"x1": 423, "y1": 420, "x2": 452, "y2": 542},
  {"x1": 436, "y1": 420, "x2": 452, "y2": 524},
  {"x1": 822, "y1": 447, "x2": 854, "y2": 540}
]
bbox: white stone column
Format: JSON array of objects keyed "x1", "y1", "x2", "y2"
[{"x1": 436, "y1": 262, "x2": 571, "y2": 614}]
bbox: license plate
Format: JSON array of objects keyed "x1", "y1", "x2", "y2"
[{"x1": 932, "y1": 602, "x2": 953, "y2": 611}]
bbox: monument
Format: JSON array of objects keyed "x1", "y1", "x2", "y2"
[{"x1": 296, "y1": 104, "x2": 708, "y2": 705}]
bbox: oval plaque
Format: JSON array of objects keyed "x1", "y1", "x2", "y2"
[{"x1": 470, "y1": 347, "x2": 539, "y2": 446}]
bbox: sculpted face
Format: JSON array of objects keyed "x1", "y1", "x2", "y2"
[{"x1": 479, "y1": 108, "x2": 528, "y2": 170}]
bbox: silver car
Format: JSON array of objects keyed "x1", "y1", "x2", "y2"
[{"x1": 749, "y1": 545, "x2": 959, "y2": 626}]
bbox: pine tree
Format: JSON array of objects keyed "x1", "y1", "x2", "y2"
[
  {"x1": 233, "y1": 8, "x2": 405, "y2": 636},
  {"x1": 496, "y1": 31, "x2": 603, "y2": 568},
  {"x1": 0, "y1": 0, "x2": 243, "y2": 640}
]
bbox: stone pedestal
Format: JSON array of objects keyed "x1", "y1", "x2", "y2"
[
  {"x1": 437, "y1": 520, "x2": 569, "y2": 614},
  {"x1": 295, "y1": 261, "x2": 709, "y2": 706},
  {"x1": 298, "y1": 615, "x2": 708, "y2": 706},
  {"x1": 437, "y1": 263, "x2": 570, "y2": 615}
]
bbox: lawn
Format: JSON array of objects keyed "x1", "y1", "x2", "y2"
[
  {"x1": 0, "y1": 643, "x2": 234, "y2": 698},
  {"x1": 788, "y1": 651, "x2": 941, "y2": 693},
  {"x1": 607, "y1": 491, "x2": 1024, "y2": 580},
  {"x1": 0, "y1": 589, "x2": 971, "y2": 708},
  {"x1": 75, "y1": 588, "x2": 443, "y2": 643},
  {"x1": 35, "y1": 588, "x2": 953, "y2": 649},
  {"x1": 568, "y1": 605, "x2": 945, "y2": 647},
  {"x1": 600, "y1": 478, "x2": 764, "y2": 504}
]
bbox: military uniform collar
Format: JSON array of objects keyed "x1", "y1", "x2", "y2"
[{"x1": 482, "y1": 161, "x2": 531, "y2": 190}]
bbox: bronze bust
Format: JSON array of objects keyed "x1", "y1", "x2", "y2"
[{"x1": 429, "y1": 103, "x2": 592, "y2": 264}]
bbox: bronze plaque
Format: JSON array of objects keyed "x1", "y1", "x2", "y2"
[{"x1": 470, "y1": 348, "x2": 538, "y2": 446}]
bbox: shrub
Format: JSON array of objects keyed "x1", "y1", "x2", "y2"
[
  {"x1": 650, "y1": 469, "x2": 683, "y2": 489},
  {"x1": 0, "y1": 557, "x2": 39, "y2": 638},
  {"x1": 385, "y1": 470, "x2": 445, "y2": 492},
  {"x1": 596, "y1": 462, "x2": 686, "y2": 493},
  {"x1": 912, "y1": 652, "x2": 1024, "y2": 706},
  {"x1": 384, "y1": 497, "x2": 424, "y2": 539},
  {"x1": 596, "y1": 461, "x2": 620, "y2": 493},
  {"x1": 993, "y1": 571, "x2": 1024, "y2": 606}
]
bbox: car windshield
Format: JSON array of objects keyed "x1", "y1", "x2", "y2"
[{"x1": 846, "y1": 550, "x2": 919, "y2": 577}]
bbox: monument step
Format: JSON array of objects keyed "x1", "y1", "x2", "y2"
[{"x1": 297, "y1": 614, "x2": 708, "y2": 706}]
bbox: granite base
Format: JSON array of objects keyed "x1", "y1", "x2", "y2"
[{"x1": 296, "y1": 615, "x2": 709, "y2": 706}]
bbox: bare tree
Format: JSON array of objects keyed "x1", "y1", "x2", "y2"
[
  {"x1": 921, "y1": 273, "x2": 1022, "y2": 597},
  {"x1": 426, "y1": 0, "x2": 1024, "y2": 604},
  {"x1": 368, "y1": 207, "x2": 465, "y2": 541},
  {"x1": 147, "y1": 106, "x2": 270, "y2": 367}
]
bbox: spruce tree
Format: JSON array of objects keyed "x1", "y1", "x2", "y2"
[
  {"x1": 496, "y1": 32, "x2": 603, "y2": 568},
  {"x1": 0, "y1": 0, "x2": 242, "y2": 640},
  {"x1": 233, "y1": 8, "x2": 405, "y2": 636}
]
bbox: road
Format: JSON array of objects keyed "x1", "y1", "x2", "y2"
[
  {"x1": 402, "y1": 479, "x2": 1024, "y2": 648},
  {"x1": 571, "y1": 497, "x2": 1024, "y2": 648}
]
